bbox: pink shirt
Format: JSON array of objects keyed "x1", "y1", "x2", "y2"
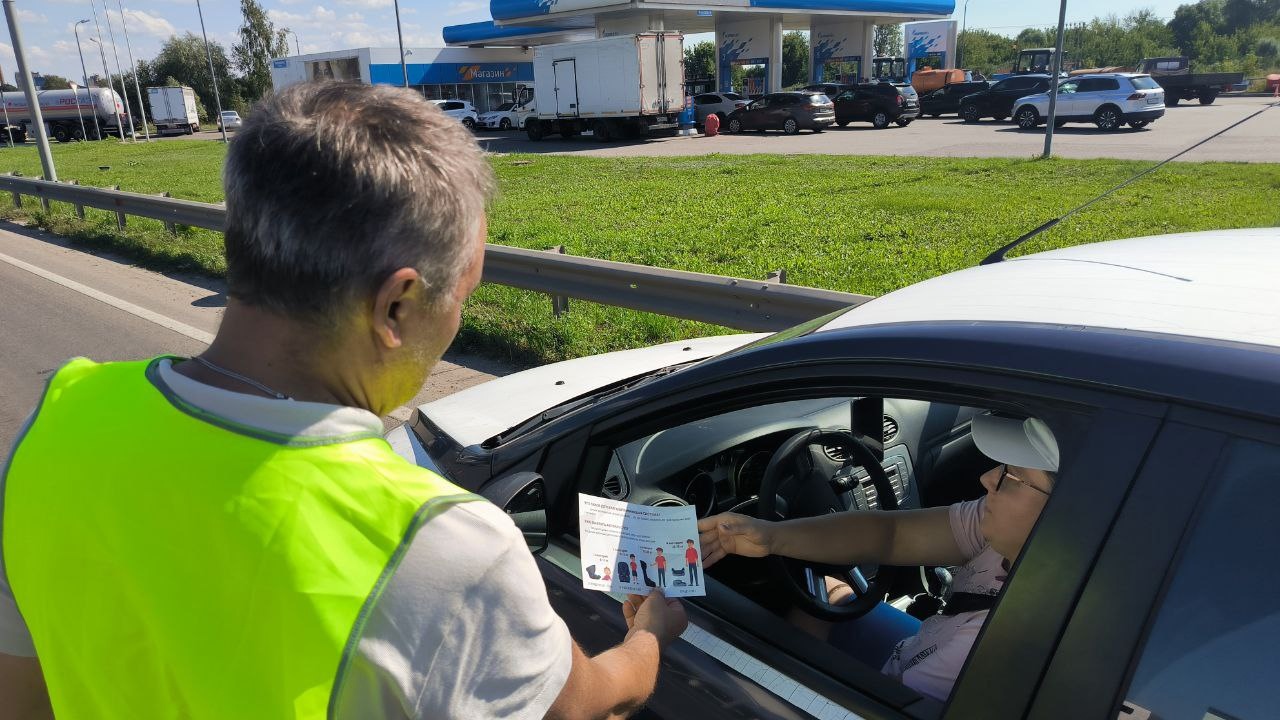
[{"x1": 881, "y1": 498, "x2": 1006, "y2": 703}]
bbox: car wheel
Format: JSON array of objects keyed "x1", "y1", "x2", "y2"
[
  {"x1": 782, "y1": 117, "x2": 799, "y2": 135},
  {"x1": 592, "y1": 120, "x2": 612, "y2": 143},
  {"x1": 836, "y1": 120, "x2": 849, "y2": 127},
  {"x1": 728, "y1": 117, "x2": 742, "y2": 133},
  {"x1": 499, "y1": 118, "x2": 511, "y2": 130},
  {"x1": 895, "y1": 118, "x2": 912, "y2": 127},
  {"x1": 1166, "y1": 94, "x2": 1180, "y2": 106},
  {"x1": 1094, "y1": 105, "x2": 1122, "y2": 131},
  {"x1": 872, "y1": 111, "x2": 890, "y2": 129},
  {"x1": 1015, "y1": 106, "x2": 1041, "y2": 129},
  {"x1": 462, "y1": 117, "x2": 475, "y2": 130},
  {"x1": 1130, "y1": 120, "x2": 1150, "y2": 129},
  {"x1": 961, "y1": 104, "x2": 980, "y2": 123},
  {"x1": 52, "y1": 124, "x2": 70, "y2": 143},
  {"x1": 1198, "y1": 91, "x2": 1217, "y2": 105},
  {"x1": 526, "y1": 120, "x2": 544, "y2": 141}
]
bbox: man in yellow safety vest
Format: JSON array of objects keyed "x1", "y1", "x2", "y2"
[{"x1": 0, "y1": 81, "x2": 686, "y2": 719}]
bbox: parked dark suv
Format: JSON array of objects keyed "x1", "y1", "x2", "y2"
[
  {"x1": 959, "y1": 74, "x2": 1054, "y2": 122},
  {"x1": 832, "y1": 83, "x2": 919, "y2": 128},
  {"x1": 919, "y1": 80, "x2": 991, "y2": 117},
  {"x1": 724, "y1": 92, "x2": 835, "y2": 134}
]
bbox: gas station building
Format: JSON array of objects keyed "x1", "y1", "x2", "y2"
[{"x1": 442, "y1": 0, "x2": 958, "y2": 94}]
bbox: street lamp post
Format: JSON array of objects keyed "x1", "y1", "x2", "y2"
[
  {"x1": 2, "y1": 0, "x2": 56, "y2": 179},
  {"x1": 115, "y1": 0, "x2": 150, "y2": 140},
  {"x1": 393, "y1": 0, "x2": 408, "y2": 87},
  {"x1": 958, "y1": 0, "x2": 970, "y2": 69},
  {"x1": 286, "y1": 28, "x2": 300, "y2": 56},
  {"x1": 195, "y1": 0, "x2": 228, "y2": 142},
  {"x1": 0, "y1": 61, "x2": 14, "y2": 147},
  {"x1": 97, "y1": 0, "x2": 137, "y2": 140},
  {"x1": 74, "y1": 19, "x2": 102, "y2": 140},
  {"x1": 89, "y1": 7, "x2": 126, "y2": 139},
  {"x1": 69, "y1": 81, "x2": 88, "y2": 140},
  {"x1": 1041, "y1": 0, "x2": 1068, "y2": 159}
]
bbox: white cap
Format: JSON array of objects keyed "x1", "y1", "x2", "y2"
[{"x1": 971, "y1": 413, "x2": 1060, "y2": 472}]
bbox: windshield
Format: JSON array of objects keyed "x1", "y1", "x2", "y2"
[{"x1": 494, "y1": 102, "x2": 515, "y2": 111}]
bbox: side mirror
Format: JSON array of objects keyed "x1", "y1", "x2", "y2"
[{"x1": 481, "y1": 471, "x2": 549, "y2": 555}]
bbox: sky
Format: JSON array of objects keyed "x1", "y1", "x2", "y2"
[{"x1": 2, "y1": 0, "x2": 1191, "y2": 84}]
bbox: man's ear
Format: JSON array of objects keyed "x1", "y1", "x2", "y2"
[{"x1": 371, "y1": 267, "x2": 423, "y2": 350}]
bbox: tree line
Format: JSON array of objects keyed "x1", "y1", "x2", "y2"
[{"x1": 685, "y1": 0, "x2": 1279, "y2": 91}]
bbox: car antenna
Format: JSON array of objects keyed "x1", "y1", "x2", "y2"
[{"x1": 981, "y1": 98, "x2": 1280, "y2": 266}]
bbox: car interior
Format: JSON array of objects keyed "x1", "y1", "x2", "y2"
[{"x1": 568, "y1": 389, "x2": 1078, "y2": 710}]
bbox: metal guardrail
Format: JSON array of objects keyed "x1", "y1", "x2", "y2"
[{"x1": 0, "y1": 174, "x2": 872, "y2": 331}]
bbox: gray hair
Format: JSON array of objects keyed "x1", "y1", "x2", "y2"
[{"x1": 222, "y1": 82, "x2": 494, "y2": 324}]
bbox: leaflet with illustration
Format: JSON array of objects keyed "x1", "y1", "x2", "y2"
[{"x1": 578, "y1": 494, "x2": 706, "y2": 598}]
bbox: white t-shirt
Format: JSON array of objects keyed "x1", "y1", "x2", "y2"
[
  {"x1": 0, "y1": 358, "x2": 572, "y2": 719},
  {"x1": 882, "y1": 498, "x2": 1005, "y2": 703}
]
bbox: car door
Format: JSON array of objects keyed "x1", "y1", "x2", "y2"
[
  {"x1": 993, "y1": 78, "x2": 1031, "y2": 117},
  {"x1": 1051, "y1": 80, "x2": 1080, "y2": 117},
  {"x1": 764, "y1": 95, "x2": 793, "y2": 129},
  {"x1": 526, "y1": 343, "x2": 1161, "y2": 719},
  {"x1": 1017, "y1": 409, "x2": 1280, "y2": 720},
  {"x1": 740, "y1": 96, "x2": 768, "y2": 129}
]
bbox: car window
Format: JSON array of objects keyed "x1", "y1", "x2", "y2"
[
  {"x1": 442, "y1": 102, "x2": 463, "y2": 111},
  {"x1": 835, "y1": 91, "x2": 855, "y2": 101},
  {"x1": 1122, "y1": 437, "x2": 1280, "y2": 720},
  {"x1": 1097, "y1": 78, "x2": 1120, "y2": 91},
  {"x1": 1057, "y1": 82, "x2": 1078, "y2": 94},
  {"x1": 807, "y1": 94, "x2": 830, "y2": 105},
  {"x1": 1155, "y1": 60, "x2": 1180, "y2": 72},
  {"x1": 694, "y1": 94, "x2": 716, "y2": 105},
  {"x1": 724, "y1": 92, "x2": 745, "y2": 101},
  {"x1": 1130, "y1": 76, "x2": 1161, "y2": 90}
]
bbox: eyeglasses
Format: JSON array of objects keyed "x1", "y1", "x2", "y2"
[{"x1": 997, "y1": 464, "x2": 1051, "y2": 497}]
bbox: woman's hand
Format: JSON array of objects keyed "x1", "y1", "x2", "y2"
[{"x1": 697, "y1": 512, "x2": 776, "y2": 568}]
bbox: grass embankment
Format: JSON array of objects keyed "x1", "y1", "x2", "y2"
[{"x1": 4, "y1": 140, "x2": 1279, "y2": 364}]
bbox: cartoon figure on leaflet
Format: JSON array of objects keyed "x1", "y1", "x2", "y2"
[
  {"x1": 603, "y1": 566, "x2": 612, "y2": 583},
  {"x1": 685, "y1": 539, "x2": 700, "y2": 586},
  {"x1": 655, "y1": 547, "x2": 667, "y2": 587}
]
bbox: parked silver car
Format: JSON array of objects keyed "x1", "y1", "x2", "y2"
[{"x1": 691, "y1": 92, "x2": 749, "y2": 126}]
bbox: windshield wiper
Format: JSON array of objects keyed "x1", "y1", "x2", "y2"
[{"x1": 982, "y1": 98, "x2": 1280, "y2": 265}]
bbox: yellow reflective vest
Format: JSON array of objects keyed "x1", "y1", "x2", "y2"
[{"x1": 3, "y1": 357, "x2": 479, "y2": 718}]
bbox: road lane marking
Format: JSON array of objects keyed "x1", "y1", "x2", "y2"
[{"x1": 0, "y1": 250, "x2": 215, "y2": 344}]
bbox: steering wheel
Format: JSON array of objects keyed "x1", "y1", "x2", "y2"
[{"x1": 757, "y1": 427, "x2": 899, "y2": 621}]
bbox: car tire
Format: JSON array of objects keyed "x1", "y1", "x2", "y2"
[
  {"x1": 592, "y1": 120, "x2": 612, "y2": 143},
  {"x1": 715, "y1": 112, "x2": 727, "y2": 124},
  {"x1": 783, "y1": 117, "x2": 799, "y2": 135},
  {"x1": 499, "y1": 118, "x2": 511, "y2": 130},
  {"x1": 895, "y1": 118, "x2": 912, "y2": 127},
  {"x1": 872, "y1": 111, "x2": 890, "y2": 129},
  {"x1": 462, "y1": 117, "x2": 476, "y2": 130},
  {"x1": 1166, "y1": 93, "x2": 1180, "y2": 106},
  {"x1": 1015, "y1": 106, "x2": 1041, "y2": 130},
  {"x1": 961, "y1": 104, "x2": 980, "y2": 123},
  {"x1": 1198, "y1": 91, "x2": 1217, "y2": 105},
  {"x1": 1130, "y1": 120, "x2": 1150, "y2": 129},
  {"x1": 727, "y1": 117, "x2": 742, "y2": 133},
  {"x1": 1093, "y1": 105, "x2": 1122, "y2": 131},
  {"x1": 836, "y1": 120, "x2": 849, "y2": 127},
  {"x1": 526, "y1": 120, "x2": 545, "y2": 141}
]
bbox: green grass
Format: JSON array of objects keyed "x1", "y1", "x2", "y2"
[{"x1": 4, "y1": 140, "x2": 1279, "y2": 364}]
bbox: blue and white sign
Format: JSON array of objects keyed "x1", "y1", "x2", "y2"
[
  {"x1": 697, "y1": 9, "x2": 713, "y2": 16},
  {"x1": 369, "y1": 62, "x2": 534, "y2": 85},
  {"x1": 272, "y1": 59, "x2": 288, "y2": 69}
]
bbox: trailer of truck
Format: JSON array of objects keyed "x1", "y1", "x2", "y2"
[
  {"x1": 0, "y1": 88, "x2": 128, "y2": 142},
  {"x1": 148, "y1": 86, "x2": 201, "y2": 135},
  {"x1": 524, "y1": 32, "x2": 684, "y2": 143}
]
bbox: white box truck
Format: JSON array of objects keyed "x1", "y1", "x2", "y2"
[
  {"x1": 524, "y1": 32, "x2": 683, "y2": 143},
  {"x1": 148, "y1": 86, "x2": 200, "y2": 135}
]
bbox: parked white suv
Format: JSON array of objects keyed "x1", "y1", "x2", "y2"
[
  {"x1": 429, "y1": 99, "x2": 479, "y2": 130},
  {"x1": 1012, "y1": 73, "x2": 1165, "y2": 131},
  {"x1": 478, "y1": 100, "x2": 536, "y2": 130}
]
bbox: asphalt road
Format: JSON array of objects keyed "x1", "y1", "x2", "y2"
[
  {"x1": 0, "y1": 224, "x2": 507, "y2": 452},
  {"x1": 473, "y1": 96, "x2": 1279, "y2": 163}
]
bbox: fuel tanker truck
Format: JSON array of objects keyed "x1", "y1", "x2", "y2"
[{"x1": 0, "y1": 87, "x2": 130, "y2": 143}]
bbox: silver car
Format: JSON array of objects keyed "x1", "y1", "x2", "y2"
[{"x1": 691, "y1": 92, "x2": 749, "y2": 126}]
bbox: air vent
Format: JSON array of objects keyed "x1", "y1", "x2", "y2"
[
  {"x1": 651, "y1": 497, "x2": 687, "y2": 508},
  {"x1": 883, "y1": 416, "x2": 899, "y2": 443},
  {"x1": 602, "y1": 474, "x2": 629, "y2": 500},
  {"x1": 822, "y1": 444, "x2": 848, "y2": 462}
]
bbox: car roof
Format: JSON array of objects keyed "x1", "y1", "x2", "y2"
[{"x1": 816, "y1": 229, "x2": 1280, "y2": 349}]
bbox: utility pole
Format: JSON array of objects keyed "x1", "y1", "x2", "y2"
[
  {"x1": 69, "y1": 81, "x2": 88, "y2": 140},
  {"x1": 2, "y1": 0, "x2": 56, "y2": 179},
  {"x1": 394, "y1": 0, "x2": 408, "y2": 87},
  {"x1": 286, "y1": 28, "x2": 300, "y2": 56},
  {"x1": 1041, "y1": 0, "x2": 1068, "y2": 159},
  {"x1": 115, "y1": 0, "x2": 150, "y2": 140},
  {"x1": 98, "y1": 0, "x2": 136, "y2": 140},
  {"x1": 74, "y1": 19, "x2": 102, "y2": 140},
  {"x1": 89, "y1": 5, "x2": 126, "y2": 139},
  {"x1": 0, "y1": 61, "x2": 15, "y2": 147},
  {"x1": 195, "y1": 0, "x2": 227, "y2": 142}
]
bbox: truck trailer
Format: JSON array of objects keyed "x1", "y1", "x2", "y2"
[
  {"x1": 0, "y1": 87, "x2": 128, "y2": 142},
  {"x1": 148, "y1": 86, "x2": 200, "y2": 135},
  {"x1": 524, "y1": 32, "x2": 684, "y2": 143}
]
